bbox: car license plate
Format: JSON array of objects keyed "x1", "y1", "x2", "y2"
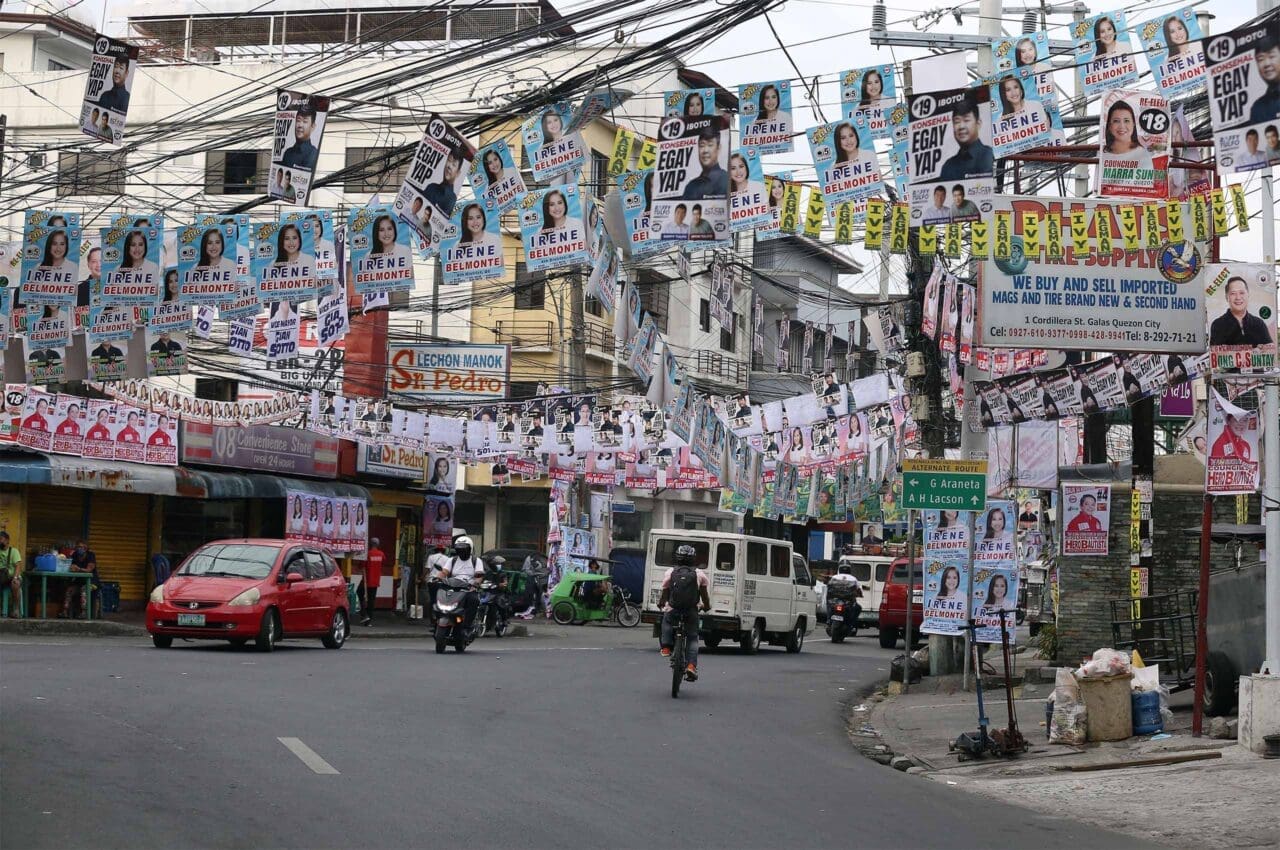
[
  {"x1": 829, "y1": 615, "x2": 843, "y2": 622},
  {"x1": 912, "y1": 592, "x2": 923, "y2": 604},
  {"x1": 177, "y1": 613, "x2": 205, "y2": 626}
]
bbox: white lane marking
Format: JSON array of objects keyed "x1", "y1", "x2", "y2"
[{"x1": 278, "y1": 737, "x2": 340, "y2": 774}]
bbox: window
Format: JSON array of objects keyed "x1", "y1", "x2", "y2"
[
  {"x1": 891, "y1": 562, "x2": 921, "y2": 582},
  {"x1": 747, "y1": 541, "x2": 767, "y2": 575},
  {"x1": 508, "y1": 381, "x2": 540, "y2": 401},
  {"x1": 654, "y1": 538, "x2": 708, "y2": 568},
  {"x1": 770, "y1": 545, "x2": 791, "y2": 578},
  {"x1": 204, "y1": 149, "x2": 270, "y2": 195},
  {"x1": 587, "y1": 149, "x2": 611, "y2": 198},
  {"x1": 57, "y1": 151, "x2": 126, "y2": 196},
  {"x1": 514, "y1": 262, "x2": 545, "y2": 309},
  {"x1": 584, "y1": 296, "x2": 604, "y2": 318},
  {"x1": 720, "y1": 312, "x2": 737, "y2": 352},
  {"x1": 699, "y1": 299, "x2": 711, "y2": 332},
  {"x1": 875, "y1": 563, "x2": 891, "y2": 582},
  {"x1": 792, "y1": 556, "x2": 811, "y2": 586},
  {"x1": 846, "y1": 562, "x2": 872, "y2": 583},
  {"x1": 304, "y1": 551, "x2": 328, "y2": 579},
  {"x1": 47, "y1": 59, "x2": 73, "y2": 72},
  {"x1": 715, "y1": 542, "x2": 736, "y2": 571},
  {"x1": 178, "y1": 544, "x2": 278, "y2": 580},
  {"x1": 343, "y1": 146, "x2": 411, "y2": 194}
]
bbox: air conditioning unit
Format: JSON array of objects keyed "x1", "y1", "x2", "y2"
[{"x1": 28, "y1": 153, "x2": 46, "y2": 168}]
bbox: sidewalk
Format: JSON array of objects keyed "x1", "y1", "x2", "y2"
[{"x1": 849, "y1": 664, "x2": 1280, "y2": 849}]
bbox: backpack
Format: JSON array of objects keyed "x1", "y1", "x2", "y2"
[{"x1": 668, "y1": 565, "x2": 699, "y2": 611}]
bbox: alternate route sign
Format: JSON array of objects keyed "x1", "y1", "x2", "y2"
[{"x1": 900, "y1": 459, "x2": 988, "y2": 510}]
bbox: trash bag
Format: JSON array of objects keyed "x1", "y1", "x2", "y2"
[
  {"x1": 1049, "y1": 668, "x2": 1087, "y2": 745},
  {"x1": 1079, "y1": 648, "x2": 1132, "y2": 678},
  {"x1": 890, "y1": 653, "x2": 924, "y2": 683}
]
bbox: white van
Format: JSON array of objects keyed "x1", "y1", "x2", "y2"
[
  {"x1": 640, "y1": 530, "x2": 817, "y2": 653},
  {"x1": 836, "y1": 554, "x2": 895, "y2": 629}
]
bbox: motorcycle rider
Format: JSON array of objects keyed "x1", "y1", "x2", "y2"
[
  {"x1": 657, "y1": 544, "x2": 710, "y2": 681},
  {"x1": 827, "y1": 564, "x2": 863, "y2": 624},
  {"x1": 435, "y1": 536, "x2": 486, "y2": 630}
]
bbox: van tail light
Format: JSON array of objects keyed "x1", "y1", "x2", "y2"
[{"x1": 835, "y1": 604, "x2": 844, "y2": 613}]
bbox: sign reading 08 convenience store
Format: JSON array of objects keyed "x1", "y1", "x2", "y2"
[
  {"x1": 388, "y1": 343, "x2": 510, "y2": 401},
  {"x1": 978, "y1": 195, "x2": 1206, "y2": 353}
]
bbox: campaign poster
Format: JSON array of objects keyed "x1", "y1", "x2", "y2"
[
  {"x1": 78, "y1": 399, "x2": 114, "y2": 459},
  {"x1": 1139, "y1": 8, "x2": 1206, "y2": 100},
  {"x1": 351, "y1": 500, "x2": 369, "y2": 554},
  {"x1": 1206, "y1": 389, "x2": 1260, "y2": 495},
  {"x1": 1204, "y1": 19, "x2": 1280, "y2": 175},
  {"x1": 20, "y1": 222, "x2": 82, "y2": 306},
  {"x1": 268, "y1": 90, "x2": 329, "y2": 206},
  {"x1": 303, "y1": 496, "x2": 321, "y2": 545},
  {"x1": 99, "y1": 223, "x2": 161, "y2": 305},
  {"x1": 144, "y1": 410, "x2": 178, "y2": 466},
  {"x1": 522, "y1": 102, "x2": 586, "y2": 182},
  {"x1": 921, "y1": 510, "x2": 970, "y2": 636},
  {"x1": 111, "y1": 403, "x2": 146, "y2": 463},
  {"x1": 80, "y1": 35, "x2": 137, "y2": 145},
  {"x1": 424, "y1": 494, "x2": 454, "y2": 548},
  {"x1": 469, "y1": 139, "x2": 527, "y2": 213},
  {"x1": 286, "y1": 490, "x2": 307, "y2": 541},
  {"x1": 319, "y1": 497, "x2": 336, "y2": 547},
  {"x1": 87, "y1": 309, "x2": 131, "y2": 381},
  {"x1": 1205, "y1": 263, "x2": 1276, "y2": 372},
  {"x1": 0, "y1": 385, "x2": 25, "y2": 444},
  {"x1": 585, "y1": 235, "x2": 619, "y2": 314},
  {"x1": 518, "y1": 185, "x2": 590, "y2": 272},
  {"x1": 394, "y1": 113, "x2": 476, "y2": 246},
  {"x1": 1074, "y1": 10, "x2": 1140, "y2": 96},
  {"x1": 264, "y1": 301, "x2": 300, "y2": 363},
  {"x1": 651, "y1": 104, "x2": 730, "y2": 243},
  {"x1": 251, "y1": 219, "x2": 317, "y2": 303},
  {"x1": 738, "y1": 80, "x2": 793, "y2": 154},
  {"x1": 977, "y1": 196, "x2": 1207, "y2": 353},
  {"x1": 1118, "y1": 353, "x2": 1167, "y2": 404},
  {"x1": 0, "y1": 287, "x2": 10, "y2": 349},
  {"x1": 217, "y1": 282, "x2": 261, "y2": 322},
  {"x1": 616, "y1": 170, "x2": 664, "y2": 258},
  {"x1": 989, "y1": 31, "x2": 1050, "y2": 78},
  {"x1": 840, "y1": 64, "x2": 897, "y2": 140},
  {"x1": 990, "y1": 73, "x2": 1055, "y2": 157},
  {"x1": 808, "y1": 117, "x2": 884, "y2": 208},
  {"x1": 145, "y1": 328, "x2": 187, "y2": 377},
  {"x1": 1168, "y1": 106, "x2": 1214, "y2": 199},
  {"x1": 725, "y1": 147, "x2": 772, "y2": 232},
  {"x1": 907, "y1": 86, "x2": 994, "y2": 226},
  {"x1": 281, "y1": 210, "x2": 337, "y2": 284},
  {"x1": 176, "y1": 223, "x2": 239, "y2": 304},
  {"x1": 336, "y1": 499, "x2": 354, "y2": 551},
  {"x1": 49, "y1": 394, "x2": 86, "y2": 457},
  {"x1": 18, "y1": 387, "x2": 55, "y2": 452},
  {"x1": 440, "y1": 197, "x2": 505, "y2": 284},
  {"x1": 347, "y1": 205, "x2": 415, "y2": 296},
  {"x1": 1062, "y1": 483, "x2": 1111, "y2": 555},
  {"x1": 317, "y1": 288, "x2": 349, "y2": 348},
  {"x1": 1097, "y1": 89, "x2": 1169, "y2": 199},
  {"x1": 972, "y1": 501, "x2": 1018, "y2": 644}
]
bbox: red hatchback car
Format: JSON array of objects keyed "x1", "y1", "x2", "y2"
[{"x1": 147, "y1": 539, "x2": 350, "y2": 651}]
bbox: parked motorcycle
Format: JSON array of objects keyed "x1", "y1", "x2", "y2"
[
  {"x1": 472, "y1": 575, "x2": 511, "y2": 639},
  {"x1": 432, "y1": 577, "x2": 476, "y2": 654}
]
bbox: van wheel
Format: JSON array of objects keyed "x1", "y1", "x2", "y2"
[
  {"x1": 704, "y1": 635, "x2": 721, "y2": 650},
  {"x1": 1203, "y1": 651, "x2": 1238, "y2": 716},
  {"x1": 878, "y1": 627, "x2": 898, "y2": 649},
  {"x1": 739, "y1": 620, "x2": 762, "y2": 654},
  {"x1": 785, "y1": 620, "x2": 805, "y2": 653}
]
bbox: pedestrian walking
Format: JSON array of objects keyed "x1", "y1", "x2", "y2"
[{"x1": 361, "y1": 538, "x2": 385, "y2": 626}]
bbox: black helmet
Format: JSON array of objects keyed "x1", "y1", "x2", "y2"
[{"x1": 674, "y1": 544, "x2": 697, "y2": 567}]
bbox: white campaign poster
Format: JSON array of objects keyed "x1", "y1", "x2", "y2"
[
  {"x1": 921, "y1": 510, "x2": 970, "y2": 637},
  {"x1": 1205, "y1": 390, "x2": 1260, "y2": 495},
  {"x1": 1061, "y1": 483, "x2": 1111, "y2": 556},
  {"x1": 1204, "y1": 19, "x2": 1280, "y2": 175}
]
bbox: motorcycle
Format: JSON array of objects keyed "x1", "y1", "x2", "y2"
[
  {"x1": 825, "y1": 578, "x2": 862, "y2": 643},
  {"x1": 432, "y1": 577, "x2": 476, "y2": 654},
  {"x1": 472, "y1": 575, "x2": 511, "y2": 639}
]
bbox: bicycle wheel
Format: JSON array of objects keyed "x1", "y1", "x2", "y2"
[{"x1": 670, "y1": 631, "x2": 685, "y2": 699}]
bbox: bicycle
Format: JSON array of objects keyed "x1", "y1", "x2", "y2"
[{"x1": 670, "y1": 613, "x2": 688, "y2": 698}]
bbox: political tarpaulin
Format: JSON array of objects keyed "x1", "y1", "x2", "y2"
[
  {"x1": 921, "y1": 510, "x2": 970, "y2": 637},
  {"x1": 1096, "y1": 89, "x2": 1169, "y2": 198},
  {"x1": 440, "y1": 198, "x2": 505, "y2": 284},
  {"x1": 738, "y1": 80, "x2": 794, "y2": 154},
  {"x1": 100, "y1": 223, "x2": 162, "y2": 306},
  {"x1": 1073, "y1": 10, "x2": 1140, "y2": 96},
  {"x1": 469, "y1": 139, "x2": 527, "y2": 213},
  {"x1": 20, "y1": 218, "x2": 82, "y2": 306},
  {"x1": 269, "y1": 90, "x2": 330, "y2": 205},
  {"x1": 652, "y1": 96, "x2": 730, "y2": 243},
  {"x1": 348, "y1": 205, "x2": 414, "y2": 295},
  {"x1": 1204, "y1": 18, "x2": 1280, "y2": 175},
  {"x1": 1062, "y1": 483, "x2": 1111, "y2": 555},
  {"x1": 251, "y1": 219, "x2": 317, "y2": 303},
  {"x1": 176, "y1": 222, "x2": 239, "y2": 305},
  {"x1": 518, "y1": 185, "x2": 589, "y2": 272},
  {"x1": 907, "y1": 86, "x2": 993, "y2": 227},
  {"x1": 841, "y1": 64, "x2": 897, "y2": 140},
  {"x1": 1139, "y1": 7, "x2": 1207, "y2": 100},
  {"x1": 80, "y1": 34, "x2": 138, "y2": 144},
  {"x1": 808, "y1": 118, "x2": 884, "y2": 210},
  {"x1": 1204, "y1": 262, "x2": 1276, "y2": 372},
  {"x1": 989, "y1": 73, "x2": 1055, "y2": 157},
  {"x1": 729, "y1": 148, "x2": 771, "y2": 231},
  {"x1": 280, "y1": 209, "x2": 337, "y2": 285},
  {"x1": 394, "y1": 113, "x2": 476, "y2": 247},
  {"x1": 522, "y1": 102, "x2": 586, "y2": 182},
  {"x1": 971, "y1": 501, "x2": 1018, "y2": 644},
  {"x1": 1205, "y1": 389, "x2": 1260, "y2": 495}
]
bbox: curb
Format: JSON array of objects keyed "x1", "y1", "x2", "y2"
[{"x1": 0, "y1": 619, "x2": 147, "y2": 637}]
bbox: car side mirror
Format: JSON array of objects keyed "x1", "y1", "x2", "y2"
[{"x1": 286, "y1": 571, "x2": 305, "y2": 583}]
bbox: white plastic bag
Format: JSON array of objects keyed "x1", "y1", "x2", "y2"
[
  {"x1": 1131, "y1": 665, "x2": 1160, "y2": 692},
  {"x1": 1049, "y1": 668, "x2": 1088, "y2": 745},
  {"x1": 1079, "y1": 647, "x2": 1132, "y2": 678}
]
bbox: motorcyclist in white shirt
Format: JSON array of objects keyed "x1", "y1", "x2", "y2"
[{"x1": 436, "y1": 536, "x2": 486, "y2": 629}]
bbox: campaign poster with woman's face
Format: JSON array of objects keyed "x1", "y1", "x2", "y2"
[
  {"x1": 251, "y1": 219, "x2": 316, "y2": 303},
  {"x1": 1204, "y1": 263, "x2": 1276, "y2": 372},
  {"x1": 177, "y1": 223, "x2": 239, "y2": 304},
  {"x1": 100, "y1": 223, "x2": 161, "y2": 306},
  {"x1": 738, "y1": 80, "x2": 793, "y2": 154},
  {"x1": 144, "y1": 410, "x2": 178, "y2": 466},
  {"x1": 990, "y1": 74, "x2": 1055, "y2": 157},
  {"x1": 522, "y1": 102, "x2": 586, "y2": 182},
  {"x1": 348, "y1": 204, "x2": 415, "y2": 295},
  {"x1": 287, "y1": 490, "x2": 306, "y2": 540},
  {"x1": 1074, "y1": 10, "x2": 1140, "y2": 95},
  {"x1": 1139, "y1": 7, "x2": 1206, "y2": 100},
  {"x1": 972, "y1": 566, "x2": 1019, "y2": 644},
  {"x1": 1097, "y1": 90, "x2": 1169, "y2": 199},
  {"x1": 974, "y1": 501, "x2": 1015, "y2": 563},
  {"x1": 394, "y1": 112, "x2": 476, "y2": 246},
  {"x1": 427, "y1": 453, "x2": 457, "y2": 496},
  {"x1": 50, "y1": 394, "x2": 86, "y2": 457},
  {"x1": 809, "y1": 118, "x2": 884, "y2": 207},
  {"x1": 20, "y1": 222, "x2": 82, "y2": 306},
  {"x1": 280, "y1": 209, "x2": 336, "y2": 284},
  {"x1": 616, "y1": 169, "x2": 664, "y2": 258},
  {"x1": 922, "y1": 510, "x2": 971, "y2": 636},
  {"x1": 469, "y1": 139, "x2": 527, "y2": 214},
  {"x1": 519, "y1": 185, "x2": 589, "y2": 272},
  {"x1": 1062, "y1": 483, "x2": 1111, "y2": 556},
  {"x1": 352, "y1": 500, "x2": 369, "y2": 553},
  {"x1": 840, "y1": 65, "x2": 897, "y2": 140},
  {"x1": 424, "y1": 494, "x2": 454, "y2": 548},
  {"x1": 304, "y1": 495, "x2": 321, "y2": 544},
  {"x1": 440, "y1": 198, "x2": 504, "y2": 285}
]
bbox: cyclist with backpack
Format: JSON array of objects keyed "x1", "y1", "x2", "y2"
[{"x1": 657, "y1": 544, "x2": 711, "y2": 681}]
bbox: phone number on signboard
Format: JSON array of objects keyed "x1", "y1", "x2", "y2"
[{"x1": 990, "y1": 327, "x2": 1196, "y2": 344}]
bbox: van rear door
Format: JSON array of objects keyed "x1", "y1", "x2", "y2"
[
  {"x1": 708, "y1": 539, "x2": 738, "y2": 621},
  {"x1": 645, "y1": 535, "x2": 711, "y2": 613}
]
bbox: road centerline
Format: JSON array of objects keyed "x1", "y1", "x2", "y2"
[{"x1": 278, "y1": 737, "x2": 340, "y2": 774}]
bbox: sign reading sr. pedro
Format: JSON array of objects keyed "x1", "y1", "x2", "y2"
[{"x1": 388, "y1": 344, "x2": 510, "y2": 401}]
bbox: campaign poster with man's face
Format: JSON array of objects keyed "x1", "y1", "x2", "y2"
[
  {"x1": 80, "y1": 34, "x2": 138, "y2": 145},
  {"x1": 394, "y1": 113, "x2": 476, "y2": 248},
  {"x1": 111, "y1": 403, "x2": 146, "y2": 463},
  {"x1": 1204, "y1": 263, "x2": 1276, "y2": 372},
  {"x1": 651, "y1": 95, "x2": 730, "y2": 243},
  {"x1": 518, "y1": 185, "x2": 589, "y2": 273},
  {"x1": 1205, "y1": 389, "x2": 1261, "y2": 495},
  {"x1": 145, "y1": 328, "x2": 187, "y2": 378},
  {"x1": 1062, "y1": 483, "x2": 1111, "y2": 556},
  {"x1": 269, "y1": 90, "x2": 330, "y2": 206},
  {"x1": 348, "y1": 204, "x2": 415, "y2": 295},
  {"x1": 907, "y1": 86, "x2": 994, "y2": 227},
  {"x1": 1204, "y1": 19, "x2": 1280, "y2": 175},
  {"x1": 81, "y1": 399, "x2": 115, "y2": 459},
  {"x1": 1073, "y1": 10, "x2": 1140, "y2": 96}
]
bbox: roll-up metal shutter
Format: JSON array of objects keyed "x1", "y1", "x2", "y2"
[
  {"x1": 88, "y1": 492, "x2": 150, "y2": 601},
  {"x1": 24, "y1": 486, "x2": 87, "y2": 551}
]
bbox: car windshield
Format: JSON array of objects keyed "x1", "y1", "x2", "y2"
[{"x1": 178, "y1": 544, "x2": 278, "y2": 579}]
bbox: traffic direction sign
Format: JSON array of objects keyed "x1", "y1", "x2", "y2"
[{"x1": 900, "y1": 459, "x2": 988, "y2": 510}]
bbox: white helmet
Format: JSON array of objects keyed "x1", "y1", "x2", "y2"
[
  {"x1": 453, "y1": 535, "x2": 473, "y2": 549},
  {"x1": 453, "y1": 536, "x2": 473, "y2": 558}
]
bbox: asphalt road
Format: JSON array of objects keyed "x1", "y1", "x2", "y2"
[{"x1": 1, "y1": 626, "x2": 1163, "y2": 850}]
